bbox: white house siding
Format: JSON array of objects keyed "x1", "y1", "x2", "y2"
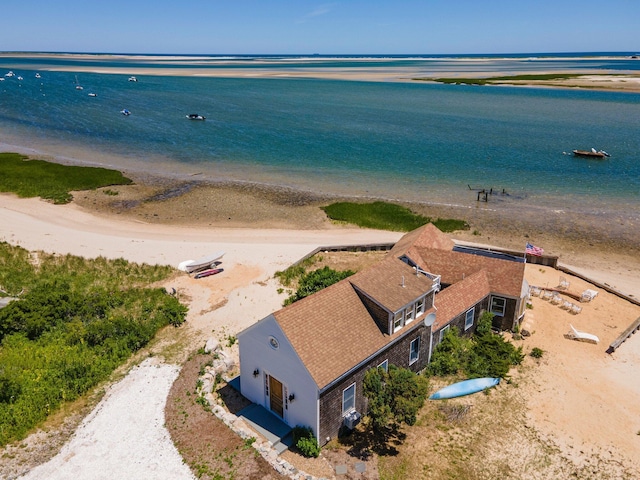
[{"x1": 238, "y1": 314, "x2": 319, "y2": 437}]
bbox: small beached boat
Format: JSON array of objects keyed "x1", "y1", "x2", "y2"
[
  {"x1": 429, "y1": 377, "x2": 500, "y2": 400},
  {"x1": 179, "y1": 251, "x2": 225, "y2": 273},
  {"x1": 573, "y1": 148, "x2": 609, "y2": 158},
  {"x1": 194, "y1": 268, "x2": 224, "y2": 279},
  {"x1": 187, "y1": 114, "x2": 206, "y2": 120}
]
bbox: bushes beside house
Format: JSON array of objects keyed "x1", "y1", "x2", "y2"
[
  {"x1": 292, "y1": 426, "x2": 320, "y2": 458},
  {"x1": 363, "y1": 365, "x2": 429, "y2": 433},
  {"x1": 428, "y1": 311, "x2": 524, "y2": 379}
]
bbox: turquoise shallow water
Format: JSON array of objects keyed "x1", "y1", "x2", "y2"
[{"x1": 1, "y1": 53, "x2": 639, "y2": 223}]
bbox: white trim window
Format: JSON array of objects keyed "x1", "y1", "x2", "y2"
[
  {"x1": 465, "y1": 307, "x2": 475, "y2": 331},
  {"x1": 439, "y1": 324, "x2": 450, "y2": 343},
  {"x1": 378, "y1": 359, "x2": 389, "y2": 372},
  {"x1": 409, "y1": 337, "x2": 420, "y2": 365},
  {"x1": 405, "y1": 305, "x2": 415, "y2": 324},
  {"x1": 342, "y1": 383, "x2": 356, "y2": 415},
  {"x1": 490, "y1": 296, "x2": 506, "y2": 316},
  {"x1": 393, "y1": 310, "x2": 404, "y2": 332},
  {"x1": 416, "y1": 297, "x2": 425, "y2": 317}
]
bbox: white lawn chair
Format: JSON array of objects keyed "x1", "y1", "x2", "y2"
[
  {"x1": 561, "y1": 300, "x2": 573, "y2": 310},
  {"x1": 580, "y1": 289, "x2": 598, "y2": 303},
  {"x1": 567, "y1": 324, "x2": 599, "y2": 344},
  {"x1": 542, "y1": 290, "x2": 554, "y2": 301},
  {"x1": 529, "y1": 286, "x2": 541, "y2": 297},
  {"x1": 558, "y1": 276, "x2": 570, "y2": 290},
  {"x1": 570, "y1": 304, "x2": 582, "y2": 315},
  {"x1": 551, "y1": 292, "x2": 562, "y2": 305}
]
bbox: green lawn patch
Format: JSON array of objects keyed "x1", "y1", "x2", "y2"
[
  {"x1": 321, "y1": 201, "x2": 468, "y2": 232},
  {"x1": 0, "y1": 152, "x2": 132, "y2": 204}
]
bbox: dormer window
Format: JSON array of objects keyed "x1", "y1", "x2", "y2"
[
  {"x1": 392, "y1": 295, "x2": 427, "y2": 333},
  {"x1": 393, "y1": 310, "x2": 404, "y2": 332},
  {"x1": 405, "y1": 305, "x2": 415, "y2": 324}
]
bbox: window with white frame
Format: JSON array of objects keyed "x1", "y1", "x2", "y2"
[
  {"x1": 439, "y1": 324, "x2": 450, "y2": 342},
  {"x1": 378, "y1": 359, "x2": 388, "y2": 372},
  {"x1": 405, "y1": 304, "x2": 415, "y2": 324},
  {"x1": 416, "y1": 297, "x2": 425, "y2": 316},
  {"x1": 465, "y1": 307, "x2": 475, "y2": 331},
  {"x1": 490, "y1": 296, "x2": 506, "y2": 316},
  {"x1": 342, "y1": 383, "x2": 356, "y2": 415},
  {"x1": 409, "y1": 337, "x2": 420, "y2": 365},
  {"x1": 393, "y1": 310, "x2": 404, "y2": 332}
]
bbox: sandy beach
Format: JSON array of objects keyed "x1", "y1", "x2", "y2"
[
  {"x1": 2, "y1": 52, "x2": 640, "y2": 90},
  {"x1": 1, "y1": 174, "x2": 639, "y2": 478}
]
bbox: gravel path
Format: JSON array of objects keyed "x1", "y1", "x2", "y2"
[{"x1": 20, "y1": 359, "x2": 195, "y2": 480}]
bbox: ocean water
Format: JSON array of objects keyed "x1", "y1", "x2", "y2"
[{"x1": 1, "y1": 53, "x2": 639, "y2": 225}]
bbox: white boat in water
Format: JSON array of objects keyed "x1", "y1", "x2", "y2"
[
  {"x1": 178, "y1": 251, "x2": 225, "y2": 273},
  {"x1": 121, "y1": 109, "x2": 131, "y2": 116},
  {"x1": 187, "y1": 114, "x2": 206, "y2": 120},
  {"x1": 128, "y1": 76, "x2": 138, "y2": 82}
]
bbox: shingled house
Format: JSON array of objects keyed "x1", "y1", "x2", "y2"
[{"x1": 237, "y1": 224, "x2": 528, "y2": 445}]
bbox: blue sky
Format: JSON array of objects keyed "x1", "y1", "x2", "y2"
[{"x1": 2, "y1": 0, "x2": 638, "y2": 55}]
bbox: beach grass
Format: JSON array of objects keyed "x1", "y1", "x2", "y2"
[
  {"x1": 0, "y1": 153, "x2": 132, "y2": 204},
  {"x1": 0, "y1": 242, "x2": 184, "y2": 446},
  {"x1": 321, "y1": 201, "x2": 468, "y2": 232},
  {"x1": 419, "y1": 73, "x2": 592, "y2": 85}
]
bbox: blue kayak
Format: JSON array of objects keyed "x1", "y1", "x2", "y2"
[{"x1": 429, "y1": 377, "x2": 500, "y2": 400}]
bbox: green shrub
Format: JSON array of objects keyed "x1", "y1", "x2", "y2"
[
  {"x1": 0, "y1": 243, "x2": 185, "y2": 446},
  {"x1": 530, "y1": 347, "x2": 544, "y2": 359},
  {"x1": 292, "y1": 426, "x2": 320, "y2": 458},
  {"x1": 428, "y1": 312, "x2": 523, "y2": 379},
  {"x1": 283, "y1": 266, "x2": 354, "y2": 306}
]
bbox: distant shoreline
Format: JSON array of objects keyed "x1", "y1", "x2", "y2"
[{"x1": 2, "y1": 51, "x2": 639, "y2": 90}]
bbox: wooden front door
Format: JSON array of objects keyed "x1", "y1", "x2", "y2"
[{"x1": 269, "y1": 376, "x2": 284, "y2": 418}]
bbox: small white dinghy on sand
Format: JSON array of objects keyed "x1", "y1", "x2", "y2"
[{"x1": 178, "y1": 251, "x2": 225, "y2": 273}]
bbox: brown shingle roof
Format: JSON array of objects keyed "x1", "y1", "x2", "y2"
[
  {"x1": 432, "y1": 270, "x2": 491, "y2": 330},
  {"x1": 389, "y1": 223, "x2": 455, "y2": 257},
  {"x1": 349, "y1": 257, "x2": 435, "y2": 312},
  {"x1": 274, "y1": 279, "x2": 389, "y2": 390},
  {"x1": 408, "y1": 247, "x2": 525, "y2": 298},
  {"x1": 273, "y1": 258, "x2": 436, "y2": 390}
]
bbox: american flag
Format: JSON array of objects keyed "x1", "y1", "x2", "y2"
[{"x1": 526, "y1": 242, "x2": 544, "y2": 256}]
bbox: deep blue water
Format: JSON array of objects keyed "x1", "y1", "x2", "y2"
[{"x1": 0, "y1": 53, "x2": 639, "y2": 220}]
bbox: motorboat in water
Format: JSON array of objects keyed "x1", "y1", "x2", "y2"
[
  {"x1": 187, "y1": 114, "x2": 206, "y2": 120},
  {"x1": 572, "y1": 148, "x2": 610, "y2": 159},
  {"x1": 121, "y1": 109, "x2": 131, "y2": 116},
  {"x1": 128, "y1": 76, "x2": 138, "y2": 82},
  {"x1": 88, "y1": 93, "x2": 97, "y2": 97},
  {"x1": 35, "y1": 73, "x2": 41, "y2": 78}
]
